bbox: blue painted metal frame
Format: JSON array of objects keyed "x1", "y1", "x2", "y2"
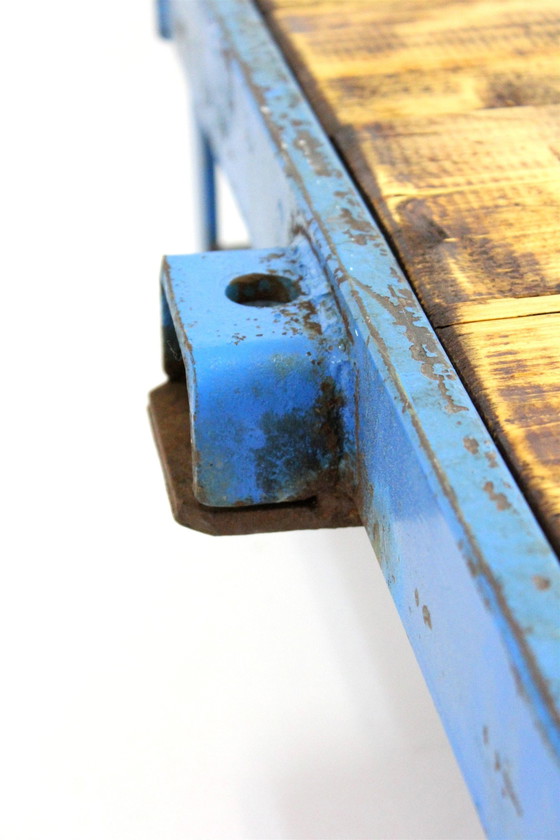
[
  {"x1": 157, "y1": 0, "x2": 560, "y2": 836},
  {"x1": 192, "y1": 126, "x2": 218, "y2": 251}
]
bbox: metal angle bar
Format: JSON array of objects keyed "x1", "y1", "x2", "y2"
[{"x1": 161, "y1": 1, "x2": 560, "y2": 836}]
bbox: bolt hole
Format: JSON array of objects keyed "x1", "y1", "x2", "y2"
[{"x1": 225, "y1": 273, "x2": 299, "y2": 307}]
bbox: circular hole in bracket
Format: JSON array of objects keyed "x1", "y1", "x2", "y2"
[{"x1": 225, "y1": 273, "x2": 300, "y2": 307}]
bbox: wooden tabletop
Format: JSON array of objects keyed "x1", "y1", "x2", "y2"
[{"x1": 257, "y1": 0, "x2": 560, "y2": 554}]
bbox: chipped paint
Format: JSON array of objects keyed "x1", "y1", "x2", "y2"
[
  {"x1": 464, "y1": 436, "x2": 480, "y2": 455},
  {"x1": 483, "y1": 481, "x2": 512, "y2": 512},
  {"x1": 350, "y1": 278, "x2": 469, "y2": 415},
  {"x1": 485, "y1": 451, "x2": 499, "y2": 469},
  {"x1": 293, "y1": 128, "x2": 341, "y2": 178},
  {"x1": 533, "y1": 575, "x2": 551, "y2": 591}
]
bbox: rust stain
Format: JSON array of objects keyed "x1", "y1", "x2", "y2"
[
  {"x1": 414, "y1": 588, "x2": 419, "y2": 607},
  {"x1": 532, "y1": 575, "x2": 551, "y2": 591},
  {"x1": 485, "y1": 451, "x2": 498, "y2": 469},
  {"x1": 262, "y1": 250, "x2": 290, "y2": 263},
  {"x1": 422, "y1": 604, "x2": 432, "y2": 629},
  {"x1": 150, "y1": 381, "x2": 360, "y2": 536},
  {"x1": 482, "y1": 725, "x2": 489, "y2": 746},
  {"x1": 299, "y1": 298, "x2": 323, "y2": 337},
  {"x1": 483, "y1": 481, "x2": 512, "y2": 511},
  {"x1": 463, "y1": 436, "x2": 479, "y2": 455},
  {"x1": 227, "y1": 272, "x2": 299, "y2": 306},
  {"x1": 254, "y1": 376, "x2": 342, "y2": 501}
]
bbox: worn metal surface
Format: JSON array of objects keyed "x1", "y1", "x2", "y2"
[
  {"x1": 153, "y1": 0, "x2": 560, "y2": 836},
  {"x1": 193, "y1": 126, "x2": 218, "y2": 252},
  {"x1": 149, "y1": 380, "x2": 359, "y2": 534},
  {"x1": 156, "y1": 0, "x2": 172, "y2": 39},
  {"x1": 160, "y1": 246, "x2": 353, "y2": 507}
]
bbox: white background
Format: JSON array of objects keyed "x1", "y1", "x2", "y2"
[{"x1": 0, "y1": 1, "x2": 485, "y2": 837}]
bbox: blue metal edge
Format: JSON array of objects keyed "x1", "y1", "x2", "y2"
[
  {"x1": 164, "y1": 1, "x2": 560, "y2": 835},
  {"x1": 156, "y1": 0, "x2": 172, "y2": 39}
]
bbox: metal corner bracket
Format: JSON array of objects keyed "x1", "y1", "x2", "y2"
[{"x1": 149, "y1": 244, "x2": 360, "y2": 534}]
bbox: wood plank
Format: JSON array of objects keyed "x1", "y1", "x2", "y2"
[
  {"x1": 441, "y1": 314, "x2": 560, "y2": 549},
  {"x1": 258, "y1": 0, "x2": 560, "y2": 553},
  {"x1": 439, "y1": 293, "x2": 560, "y2": 326},
  {"x1": 262, "y1": 0, "x2": 560, "y2": 124},
  {"x1": 336, "y1": 108, "x2": 560, "y2": 323}
]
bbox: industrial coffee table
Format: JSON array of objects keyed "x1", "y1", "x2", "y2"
[{"x1": 149, "y1": 1, "x2": 560, "y2": 836}]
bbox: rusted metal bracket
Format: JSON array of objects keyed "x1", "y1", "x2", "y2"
[
  {"x1": 149, "y1": 381, "x2": 358, "y2": 534},
  {"x1": 149, "y1": 245, "x2": 359, "y2": 533}
]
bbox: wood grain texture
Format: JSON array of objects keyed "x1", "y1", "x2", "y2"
[
  {"x1": 337, "y1": 108, "x2": 560, "y2": 322},
  {"x1": 441, "y1": 315, "x2": 560, "y2": 549},
  {"x1": 258, "y1": 0, "x2": 560, "y2": 552}
]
